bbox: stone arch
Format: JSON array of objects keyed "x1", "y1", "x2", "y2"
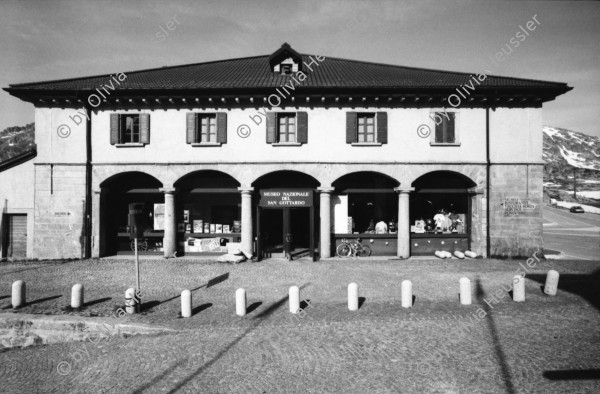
[
  {"x1": 406, "y1": 165, "x2": 484, "y2": 187},
  {"x1": 251, "y1": 170, "x2": 321, "y2": 188},
  {"x1": 173, "y1": 169, "x2": 241, "y2": 189}
]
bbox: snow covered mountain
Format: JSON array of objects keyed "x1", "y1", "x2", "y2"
[{"x1": 543, "y1": 126, "x2": 600, "y2": 171}]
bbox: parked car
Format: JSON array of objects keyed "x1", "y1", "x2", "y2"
[{"x1": 570, "y1": 206, "x2": 585, "y2": 213}]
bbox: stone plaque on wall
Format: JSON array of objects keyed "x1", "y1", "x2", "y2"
[{"x1": 503, "y1": 197, "x2": 536, "y2": 217}]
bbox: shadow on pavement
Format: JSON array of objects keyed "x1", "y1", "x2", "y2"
[
  {"x1": 247, "y1": 301, "x2": 262, "y2": 314},
  {"x1": 132, "y1": 358, "x2": 188, "y2": 394},
  {"x1": 192, "y1": 303, "x2": 212, "y2": 316},
  {"x1": 475, "y1": 278, "x2": 516, "y2": 394},
  {"x1": 26, "y1": 295, "x2": 62, "y2": 306},
  {"x1": 544, "y1": 369, "x2": 600, "y2": 380},
  {"x1": 206, "y1": 273, "x2": 229, "y2": 288},
  {"x1": 527, "y1": 269, "x2": 600, "y2": 312},
  {"x1": 84, "y1": 297, "x2": 111, "y2": 307},
  {"x1": 358, "y1": 297, "x2": 366, "y2": 309},
  {"x1": 151, "y1": 272, "x2": 231, "y2": 308},
  {"x1": 158, "y1": 283, "x2": 311, "y2": 394}
]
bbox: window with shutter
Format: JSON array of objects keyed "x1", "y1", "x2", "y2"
[
  {"x1": 198, "y1": 115, "x2": 217, "y2": 143},
  {"x1": 376, "y1": 112, "x2": 388, "y2": 144},
  {"x1": 187, "y1": 113, "x2": 226, "y2": 145},
  {"x1": 140, "y1": 114, "x2": 150, "y2": 144},
  {"x1": 216, "y1": 113, "x2": 227, "y2": 143},
  {"x1": 346, "y1": 112, "x2": 358, "y2": 143},
  {"x1": 266, "y1": 112, "x2": 276, "y2": 143},
  {"x1": 433, "y1": 112, "x2": 457, "y2": 144},
  {"x1": 186, "y1": 113, "x2": 196, "y2": 144},
  {"x1": 277, "y1": 113, "x2": 296, "y2": 143},
  {"x1": 297, "y1": 112, "x2": 308, "y2": 144},
  {"x1": 119, "y1": 114, "x2": 141, "y2": 144},
  {"x1": 110, "y1": 114, "x2": 119, "y2": 145},
  {"x1": 357, "y1": 114, "x2": 375, "y2": 142}
]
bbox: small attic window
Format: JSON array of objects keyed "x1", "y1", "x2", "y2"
[
  {"x1": 269, "y1": 43, "x2": 303, "y2": 74},
  {"x1": 281, "y1": 64, "x2": 292, "y2": 75}
]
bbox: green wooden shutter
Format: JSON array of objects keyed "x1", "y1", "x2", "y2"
[
  {"x1": 216, "y1": 113, "x2": 227, "y2": 143},
  {"x1": 446, "y1": 113, "x2": 455, "y2": 143},
  {"x1": 140, "y1": 114, "x2": 150, "y2": 144},
  {"x1": 376, "y1": 112, "x2": 388, "y2": 144},
  {"x1": 266, "y1": 112, "x2": 276, "y2": 143},
  {"x1": 110, "y1": 114, "x2": 119, "y2": 145},
  {"x1": 346, "y1": 112, "x2": 357, "y2": 143},
  {"x1": 186, "y1": 113, "x2": 196, "y2": 144},
  {"x1": 297, "y1": 112, "x2": 308, "y2": 143}
]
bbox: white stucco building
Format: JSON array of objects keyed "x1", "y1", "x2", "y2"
[{"x1": 1, "y1": 44, "x2": 571, "y2": 260}]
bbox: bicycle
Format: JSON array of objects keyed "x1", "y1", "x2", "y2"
[
  {"x1": 130, "y1": 238, "x2": 148, "y2": 252},
  {"x1": 336, "y1": 238, "x2": 372, "y2": 258}
]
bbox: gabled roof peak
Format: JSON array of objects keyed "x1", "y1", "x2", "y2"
[{"x1": 268, "y1": 43, "x2": 302, "y2": 69}]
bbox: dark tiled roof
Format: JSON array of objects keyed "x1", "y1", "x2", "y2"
[
  {"x1": 0, "y1": 148, "x2": 36, "y2": 173},
  {"x1": 4, "y1": 45, "x2": 571, "y2": 101}
]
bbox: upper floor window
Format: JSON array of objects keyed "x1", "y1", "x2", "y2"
[
  {"x1": 121, "y1": 115, "x2": 140, "y2": 143},
  {"x1": 278, "y1": 114, "x2": 296, "y2": 143},
  {"x1": 197, "y1": 114, "x2": 217, "y2": 143},
  {"x1": 346, "y1": 112, "x2": 388, "y2": 145},
  {"x1": 186, "y1": 113, "x2": 227, "y2": 145},
  {"x1": 110, "y1": 113, "x2": 150, "y2": 146},
  {"x1": 266, "y1": 112, "x2": 308, "y2": 145},
  {"x1": 357, "y1": 114, "x2": 375, "y2": 143},
  {"x1": 433, "y1": 112, "x2": 458, "y2": 145}
]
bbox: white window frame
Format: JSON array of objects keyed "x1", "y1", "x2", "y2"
[{"x1": 429, "y1": 109, "x2": 461, "y2": 146}]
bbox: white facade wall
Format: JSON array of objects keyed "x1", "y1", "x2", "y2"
[
  {"x1": 9, "y1": 104, "x2": 544, "y2": 259},
  {"x1": 0, "y1": 160, "x2": 35, "y2": 258}
]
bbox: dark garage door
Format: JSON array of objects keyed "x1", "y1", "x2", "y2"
[{"x1": 6, "y1": 214, "x2": 27, "y2": 258}]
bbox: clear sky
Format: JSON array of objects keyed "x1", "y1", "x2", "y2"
[{"x1": 1, "y1": 0, "x2": 598, "y2": 137}]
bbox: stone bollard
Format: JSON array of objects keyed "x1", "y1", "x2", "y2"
[
  {"x1": 544, "y1": 270, "x2": 560, "y2": 296},
  {"x1": 465, "y1": 251, "x2": 477, "y2": 258},
  {"x1": 12, "y1": 280, "x2": 25, "y2": 308},
  {"x1": 454, "y1": 251, "x2": 465, "y2": 259},
  {"x1": 236, "y1": 288, "x2": 246, "y2": 316},
  {"x1": 125, "y1": 287, "x2": 137, "y2": 314},
  {"x1": 348, "y1": 282, "x2": 359, "y2": 311},
  {"x1": 181, "y1": 289, "x2": 192, "y2": 318},
  {"x1": 459, "y1": 277, "x2": 471, "y2": 305},
  {"x1": 434, "y1": 251, "x2": 446, "y2": 259},
  {"x1": 289, "y1": 286, "x2": 300, "y2": 314},
  {"x1": 513, "y1": 275, "x2": 525, "y2": 302},
  {"x1": 71, "y1": 284, "x2": 84, "y2": 309},
  {"x1": 401, "y1": 280, "x2": 412, "y2": 308}
]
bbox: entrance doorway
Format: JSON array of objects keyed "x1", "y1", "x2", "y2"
[
  {"x1": 2, "y1": 214, "x2": 27, "y2": 259},
  {"x1": 260, "y1": 208, "x2": 311, "y2": 259}
]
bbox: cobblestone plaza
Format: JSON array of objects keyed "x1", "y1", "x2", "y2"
[{"x1": 1, "y1": 257, "x2": 599, "y2": 393}]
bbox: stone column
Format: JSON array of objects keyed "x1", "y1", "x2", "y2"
[
  {"x1": 395, "y1": 187, "x2": 414, "y2": 259},
  {"x1": 160, "y1": 188, "x2": 177, "y2": 258},
  {"x1": 469, "y1": 187, "x2": 485, "y2": 257},
  {"x1": 317, "y1": 187, "x2": 335, "y2": 258},
  {"x1": 238, "y1": 187, "x2": 254, "y2": 256}
]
